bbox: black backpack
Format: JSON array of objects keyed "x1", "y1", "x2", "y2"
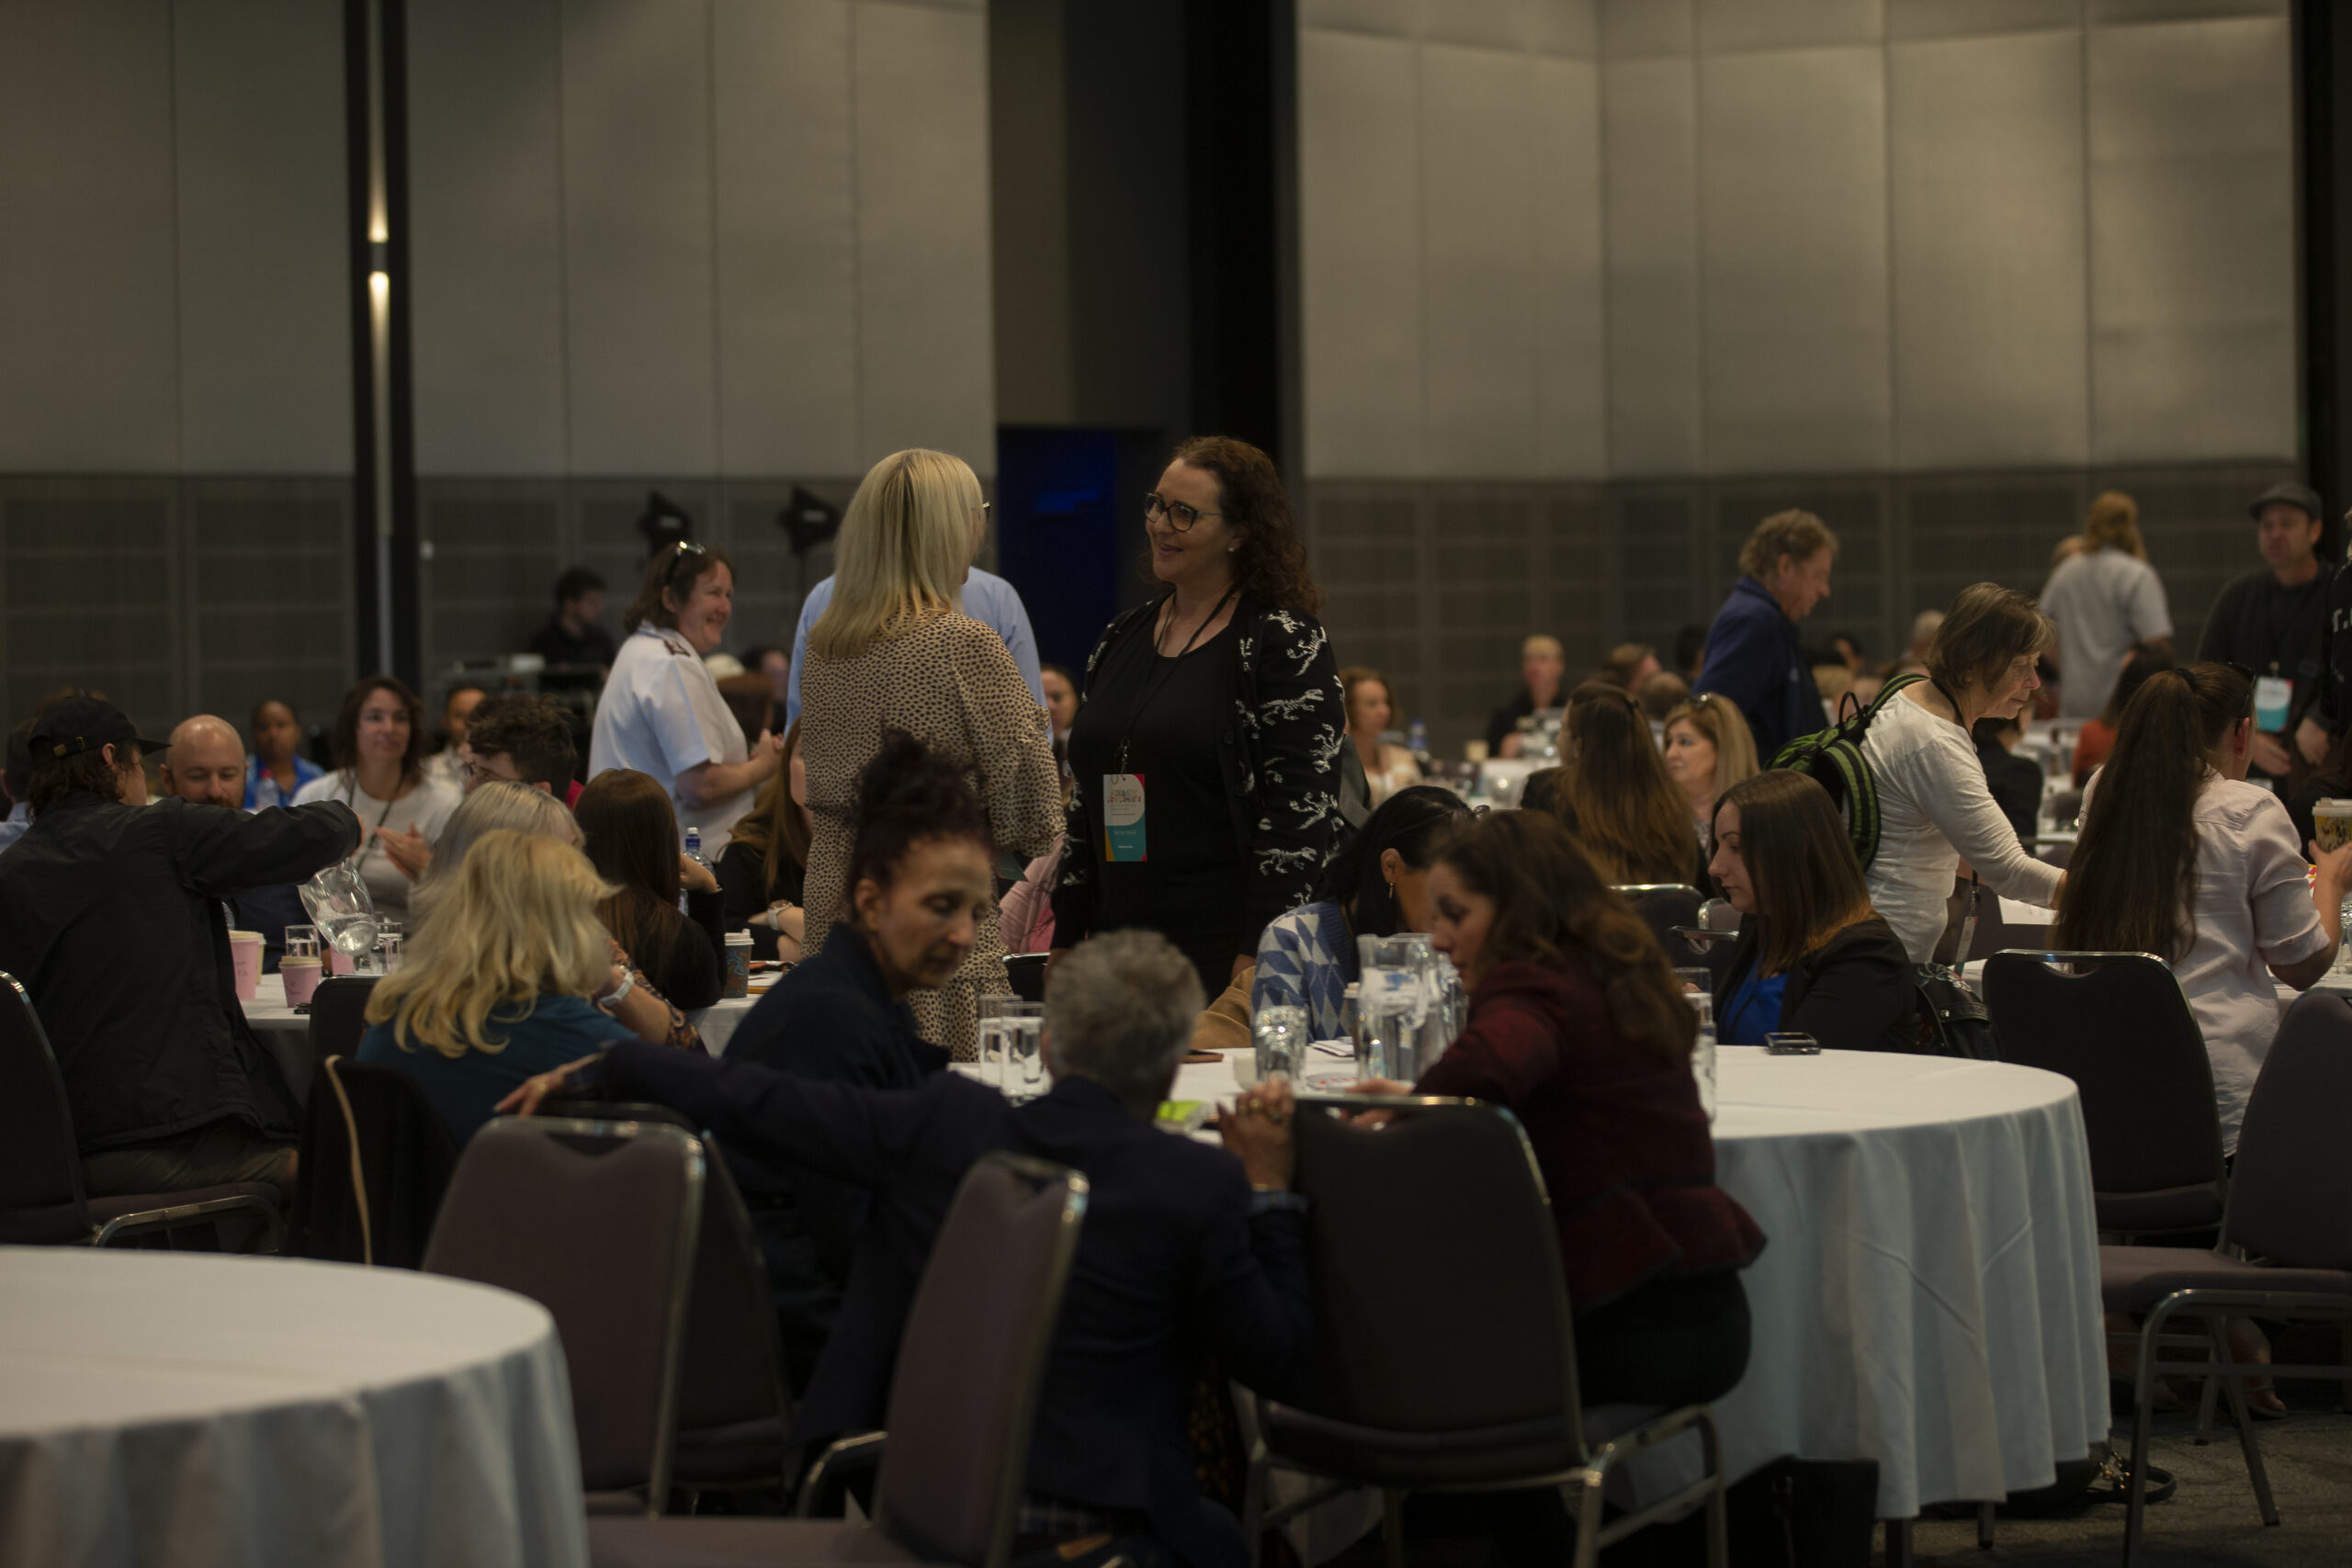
[{"x1": 1767, "y1": 673, "x2": 1926, "y2": 870}]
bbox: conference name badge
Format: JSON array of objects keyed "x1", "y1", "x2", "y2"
[
  {"x1": 2254, "y1": 675, "x2": 2291, "y2": 734},
  {"x1": 1102, "y1": 773, "x2": 1148, "y2": 863}
]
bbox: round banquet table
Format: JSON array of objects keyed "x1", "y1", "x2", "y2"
[
  {"x1": 1170, "y1": 1043, "x2": 2109, "y2": 1525},
  {"x1": 0, "y1": 1247, "x2": 588, "y2": 1568}
]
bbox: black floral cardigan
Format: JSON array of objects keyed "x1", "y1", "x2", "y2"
[{"x1": 1050, "y1": 593, "x2": 1347, "y2": 962}]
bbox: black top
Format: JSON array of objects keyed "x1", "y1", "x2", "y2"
[
  {"x1": 715, "y1": 838, "x2": 806, "y2": 963},
  {"x1": 1713, "y1": 914, "x2": 1916, "y2": 1054},
  {"x1": 618, "y1": 888, "x2": 727, "y2": 1012},
  {"x1": 1486, "y1": 687, "x2": 1541, "y2": 752},
  {"x1": 2199, "y1": 568, "x2": 2328, "y2": 760},
  {"x1": 1063, "y1": 618, "x2": 1246, "y2": 964},
  {"x1": 0, "y1": 793, "x2": 360, "y2": 1151},
  {"x1": 527, "y1": 615, "x2": 616, "y2": 670},
  {"x1": 1974, "y1": 736, "x2": 2043, "y2": 844},
  {"x1": 584, "y1": 1050, "x2": 1309, "y2": 1568}
]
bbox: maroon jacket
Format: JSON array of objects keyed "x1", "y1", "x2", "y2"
[{"x1": 1416, "y1": 958, "x2": 1764, "y2": 1312}]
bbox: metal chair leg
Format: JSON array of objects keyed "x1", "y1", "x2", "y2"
[
  {"x1": 2208, "y1": 1318, "x2": 2280, "y2": 1527},
  {"x1": 1702, "y1": 1411, "x2": 1728, "y2": 1568},
  {"x1": 2195, "y1": 1323, "x2": 2222, "y2": 1446},
  {"x1": 1884, "y1": 1517, "x2": 1914, "y2": 1567},
  {"x1": 2125, "y1": 1305, "x2": 2168, "y2": 1568},
  {"x1": 1976, "y1": 1500, "x2": 1996, "y2": 1551},
  {"x1": 1241, "y1": 1451, "x2": 1268, "y2": 1568},
  {"x1": 1572, "y1": 1472, "x2": 1607, "y2": 1568},
  {"x1": 1381, "y1": 1490, "x2": 1405, "y2": 1568}
]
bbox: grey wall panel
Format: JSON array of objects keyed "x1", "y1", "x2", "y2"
[
  {"x1": 1900, "y1": 471, "x2": 2085, "y2": 626},
  {"x1": 187, "y1": 479, "x2": 352, "y2": 728},
  {"x1": 1600, "y1": 0, "x2": 1693, "y2": 57},
  {"x1": 1890, "y1": 30, "x2": 2087, "y2": 468},
  {"x1": 559, "y1": 0, "x2": 719, "y2": 477},
  {"x1": 852, "y1": 1, "x2": 995, "y2": 471},
  {"x1": 1697, "y1": 0, "x2": 1883, "y2": 52},
  {"x1": 1887, "y1": 0, "x2": 2079, "y2": 38},
  {"x1": 408, "y1": 0, "x2": 570, "y2": 475},
  {"x1": 0, "y1": 5, "x2": 179, "y2": 472},
  {"x1": 1531, "y1": 57, "x2": 1607, "y2": 479},
  {"x1": 1299, "y1": 29, "x2": 1425, "y2": 479},
  {"x1": 712, "y1": 0, "x2": 861, "y2": 477},
  {"x1": 173, "y1": 0, "x2": 351, "y2": 475},
  {"x1": 1600, "y1": 58, "x2": 1702, "y2": 476},
  {"x1": 1, "y1": 480, "x2": 183, "y2": 733},
  {"x1": 989, "y1": 0, "x2": 1074, "y2": 426},
  {"x1": 2086, "y1": 16, "x2": 2295, "y2": 464},
  {"x1": 1420, "y1": 46, "x2": 1539, "y2": 479},
  {"x1": 2089, "y1": 0, "x2": 2283, "y2": 19},
  {"x1": 1535, "y1": 1, "x2": 1600, "y2": 58},
  {"x1": 1434, "y1": 491, "x2": 1542, "y2": 728},
  {"x1": 1298, "y1": 0, "x2": 1418, "y2": 37},
  {"x1": 1699, "y1": 46, "x2": 1891, "y2": 474}
]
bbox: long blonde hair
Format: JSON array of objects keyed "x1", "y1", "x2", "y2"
[
  {"x1": 808, "y1": 449, "x2": 980, "y2": 660},
  {"x1": 1662, "y1": 694, "x2": 1760, "y2": 803},
  {"x1": 365, "y1": 830, "x2": 616, "y2": 1059},
  {"x1": 2086, "y1": 491, "x2": 2145, "y2": 561}
]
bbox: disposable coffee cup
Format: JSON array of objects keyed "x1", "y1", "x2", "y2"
[
  {"x1": 723, "y1": 931, "x2": 752, "y2": 998},
  {"x1": 2317, "y1": 799, "x2": 2352, "y2": 855},
  {"x1": 229, "y1": 931, "x2": 264, "y2": 1001},
  {"x1": 280, "y1": 955, "x2": 323, "y2": 1006}
]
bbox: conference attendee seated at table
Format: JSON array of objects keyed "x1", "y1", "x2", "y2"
[
  {"x1": 2070, "y1": 638, "x2": 2170, "y2": 787},
  {"x1": 716, "y1": 719, "x2": 809, "y2": 964},
  {"x1": 1706, "y1": 772, "x2": 1914, "y2": 1051},
  {"x1": 358, "y1": 830, "x2": 642, "y2": 1144},
  {"x1": 528, "y1": 564, "x2": 616, "y2": 672},
  {"x1": 161, "y1": 715, "x2": 306, "y2": 973},
  {"x1": 2056, "y1": 662, "x2": 2352, "y2": 1153},
  {"x1": 742, "y1": 643, "x2": 792, "y2": 715},
  {"x1": 702, "y1": 733, "x2": 987, "y2": 1383},
  {"x1": 0, "y1": 720, "x2": 31, "y2": 855},
  {"x1": 1637, "y1": 671, "x2": 1689, "y2": 729},
  {"x1": 291, "y1": 677, "x2": 459, "y2": 922},
  {"x1": 1662, "y1": 694, "x2": 1759, "y2": 845},
  {"x1": 458, "y1": 694, "x2": 579, "y2": 797},
  {"x1": 1253, "y1": 786, "x2": 1468, "y2": 1041},
  {"x1": 1340, "y1": 665, "x2": 1419, "y2": 807},
  {"x1": 243, "y1": 698, "x2": 322, "y2": 811},
  {"x1": 413, "y1": 782, "x2": 697, "y2": 1051},
  {"x1": 422, "y1": 683, "x2": 485, "y2": 794},
  {"x1": 1973, "y1": 714, "x2": 2043, "y2": 844},
  {"x1": 1486, "y1": 634, "x2": 1566, "y2": 757},
  {"x1": 0, "y1": 696, "x2": 358, "y2": 1199},
  {"x1": 1367, "y1": 809, "x2": 1758, "y2": 1499},
  {"x1": 498, "y1": 927, "x2": 1310, "y2": 1568},
  {"x1": 575, "y1": 769, "x2": 726, "y2": 1012},
  {"x1": 1559, "y1": 682, "x2": 1704, "y2": 886},
  {"x1": 1600, "y1": 641, "x2": 1660, "y2": 692}
]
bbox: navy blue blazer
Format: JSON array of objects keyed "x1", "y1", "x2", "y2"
[
  {"x1": 1691, "y1": 575, "x2": 1826, "y2": 761},
  {"x1": 590, "y1": 1044, "x2": 1311, "y2": 1568}
]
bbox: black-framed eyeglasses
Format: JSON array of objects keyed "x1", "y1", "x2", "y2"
[{"x1": 1145, "y1": 492, "x2": 1222, "y2": 532}]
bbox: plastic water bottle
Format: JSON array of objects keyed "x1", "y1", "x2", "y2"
[
  {"x1": 1408, "y1": 717, "x2": 1430, "y2": 767},
  {"x1": 682, "y1": 827, "x2": 709, "y2": 913}
]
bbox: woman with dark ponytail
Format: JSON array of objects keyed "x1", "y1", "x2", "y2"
[
  {"x1": 1251, "y1": 785, "x2": 1469, "y2": 1039},
  {"x1": 705, "y1": 730, "x2": 1000, "y2": 1386},
  {"x1": 2057, "y1": 663, "x2": 2352, "y2": 1154}
]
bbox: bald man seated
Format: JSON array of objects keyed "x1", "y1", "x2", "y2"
[{"x1": 162, "y1": 715, "x2": 310, "y2": 973}]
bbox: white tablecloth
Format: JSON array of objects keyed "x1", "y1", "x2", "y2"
[
  {"x1": 0, "y1": 1247, "x2": 586, "y2": 1568},
  {"x1": 1161, "y1": 1045, "x2": 2108, "y2": 1521}
]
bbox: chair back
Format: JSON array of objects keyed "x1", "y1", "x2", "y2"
[
  {"x1": 1285, "y1": 1096, "x2": 1581, "y2": 1440},
  {"x1": 1983, "y1": 950, "x2": 2227, "y2": 1233},
  {"x1": 2225, "y1": 991, "x2": 2352, "y2": 1270},
  {"x1": 308, "y1": 976, "x2": 379, "y2": 1072},
  {"x1": 0, "y1": 973, "x2": 92, "y2": 1237},
  {"x1": 874, "y1": 1152, "x2": 1088, "y2": 1568},
  {"x1": 1616, "y1": 886, "x2": 1704, "y2": 965},
  {"x1": 288, "y1": 1056, "x2": 459, "y2": 1267},
  {"x1": 424, "y1": 1116, "x2": 705, "y2": 1506},
  {"x1": 1001, "y1": 953, "x2": 1048, "y2": 1005}
]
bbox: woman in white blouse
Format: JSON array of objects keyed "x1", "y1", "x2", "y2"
[
  {"x1": 292, "y1": 677, "x2": 460, "y2": 920},
  {"x1": 588, "y1": 541, "x2": 784, "y2": 854},
  {"x1": 1860, "y1": 583, "x2": 2066, "y2": 963}
]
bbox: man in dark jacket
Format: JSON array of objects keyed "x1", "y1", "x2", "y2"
[
  {"x1": 1691, "y1": 509, "x2": 1838, "y2": 760},
  {"x1": 0, "y1": 697, "x2": 360, "y2": 1198},
  {"x1": 503, "y1": 929, "x2": 1310, "y2": 1568},
  {"x1": 2199, "y1": 480, "x2": 2329, "y2": 784}
]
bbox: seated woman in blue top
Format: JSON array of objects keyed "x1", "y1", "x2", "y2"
[
  {"x1": 1253, "y1": 786, "x2": 1468, "y2": 1040},
  {"x1": 1706, "y1": 771, "x2": 1915, "y2": 1051},
  {"x1": 243, "y1": 698, "x2": 322, "y2": 810},
  {"x1": 356, "y1": 829, "x2": 641, "y2": 1142},
  {"x1": 718, "y1": 728, "x2": 998, "y2": 1389}
]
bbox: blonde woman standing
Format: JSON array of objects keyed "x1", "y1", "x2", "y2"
[
  {"x1": 2040, "y1": 491, "x2": 2173, "y2": 720},
  {"x1": 798, "y1": 449, "x2": 1062, "y2": 1057},
  {"x1": 1661, "y1": 694, "x2": 1760, "y2": 843}
]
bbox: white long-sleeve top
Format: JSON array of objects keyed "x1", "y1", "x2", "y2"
[{"x1": 1861, "y1": 692, "x2": 2065, "y2": 963}]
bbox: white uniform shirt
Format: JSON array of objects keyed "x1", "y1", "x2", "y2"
[{"x1": 589, "y1": 622, "x2": 754, "y2": 851}]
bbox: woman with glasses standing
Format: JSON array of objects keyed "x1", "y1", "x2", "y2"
[
  {"x1": 589, "y1": 539, "x2": 784, "y2": 853},
  {"x1": 1052, "y1": 436, "x2": 1347, "y2": 1003}
]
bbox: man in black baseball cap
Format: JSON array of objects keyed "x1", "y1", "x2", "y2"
[
  {"x1": 2197, "y1": 481, "x2": 2331, "y2": 784},
  {"x1": 0, "y1": 694, "x2": 362, "y2": 1207}
]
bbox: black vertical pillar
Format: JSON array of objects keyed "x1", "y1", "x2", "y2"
[
  {"x1": 2301, "y1": 0, "x2": 2352, "y2": 552},
  {"x1": 382, "y1": 0, "x2": 420, "y2": 686},
  {"x1": 343, "y1": 0, "x2": 379, "y2": 677}
]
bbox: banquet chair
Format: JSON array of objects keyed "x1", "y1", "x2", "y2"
[
  {"x1": 0, "y1": 971, "x2": 285, "y2": 1251},
  {"x1": 425, "y1": 1115, "x2": 707, "y2": 1517},
  {"x1": 1002, "y1": 952, "x2": 1049, "y2": 1004},
  {"x1": 1982, "y1": 951, "x2": 2228, "y2": 1237},
  {"x1": 287, "y1": 1055, "x2": 457, "y2": 1267},
  {"x1": 2102, "y1": 990, "x2": 2352, "y2": 1566},
  {"x1": 1246, "y1": 1095, "x2": 1727, "y2": 1568},
  {"x1": 1615, "y1": 885, "x2": 1706, "y2": 964},
  {"x1": 306, "y1": 976, "x2": 379, "y2": 1080},
  {"x1": 586, "y1": 1151, "x2": 1088, "y2": 1568}
]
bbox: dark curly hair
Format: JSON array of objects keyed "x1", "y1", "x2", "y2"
[
  {"x1": 1170, "y1": 435, "x2": 1322, "y2": 615},
  {"x1": 847, "y1": 729, "x2": 992, "y2": 895}
]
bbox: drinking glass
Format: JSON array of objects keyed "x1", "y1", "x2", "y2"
[
  {"x1": 1359, "y1": 935, "x2": 1430, "y2": 1080},
  {"x1": 1252, "y1": 1005, "x2": 1308, "y2": 1084},
  {"x1": 300, "y1": 863, "x2": 379, "y2": 974},
  {"x1": 284, "y1": 925, "x2": 320, "y2": 962},
  {"x1": 1684, "y1": 991, "x2": 1717, "y2": 1122},
  {"x1": 375, "y1": 918, "x2": 405, "y2": 975},
  {"x1": 1001, "y1": 1000, "x2": 1047, "y2": 1102}
]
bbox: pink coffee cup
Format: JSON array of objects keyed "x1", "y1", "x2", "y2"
[
  {"x1": 327, "y1": 944, "x2": 354, "y2": 976},
  {"x1": 229, "y1": 931, "x2": 264, "y2": 1001},
  {"x1": 280, "y1": 956, "x2": 324, "y2": 1007}
]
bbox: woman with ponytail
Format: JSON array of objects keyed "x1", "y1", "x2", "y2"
[
  {"x1": 2056, "y1": 662, "x2": 2352, "y2": 1151},
  {"x1": 1250, "y1": 784, "x2": 1469, "y2": 1039}
]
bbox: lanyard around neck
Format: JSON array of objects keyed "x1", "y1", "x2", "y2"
[{"x1": 1115, "y1": 585, "x2": 1238, "y2": 772}]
